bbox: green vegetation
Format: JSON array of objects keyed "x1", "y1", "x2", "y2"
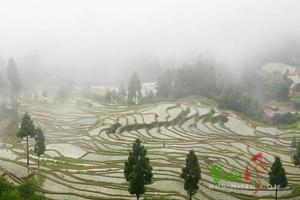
[
  {"x1": 19, "y1": 181, "x2": 37, "y2": 199},
  {"x1": 294, "y1": 142, "x2": 300, "y2": 167},
  {"x1": 272, "y1": 112, "x2": 300, "y2": 126},
  {"x1": 216, "y1": 88, "x2": 262, "y2": 120},
  {"x1": 6, "y1": 58, "x2": 22, "y2": 120},
  {"x1": 269, "y1": 156, "x2": 288, "y2": 200},
  {"x1": 210, "y1": 113, "x2": 228, "y2": 124},
  {"x1": 292, "y1": 184, "x2": 300, "y2": 196},
  {"x1": 34, "y1": 127, "x2": 46, "y2": 169},
  {"x1": 181, "y1": 150, "x2": 201, "y2": 200},
  {"x1": 2, "y1": 88, "x2": 298, "y2": 199},
  {"x1": 263, "y1": 71, "x2": 292, "y2": 101},
  {"x1": 156, "y1": 62, "x2": 262, "y2": 120},
  {"x1": 101, "y1": 61, "x2": 275, "y2": 122},
  {"x1": 291, "y1": 136, "x2": 297, "y2": 148},
  {"x1": 157, "y1": 62, "x2": 216, "y2": 99},
  {"x1": 105, "y1": 72, "x2": 145, "y2": 105},
  {"x1": 17, "y1": 114, "x2": 45, "y2": 169},
  {"x1": 17, "y1": 113, "x2": 36, "y2": 166},
  {"x1": 277, "y1": 123, "x2": 298, "y2": 130},
  {"x1": 0, "y1": 177, "x2": 47, "y2": 200},
  {"x1": 116, "y1": 107, "x2": 191, "y2": 133},
  {"x1": 124, "y1": 139, "x2": 153, "y2": 200},
  {"x1": 105, "y1": 121, "x2": 122, "y2": 133},
  {"x1": 202, "y1": 108, "x2": 215, "y2": 123}
]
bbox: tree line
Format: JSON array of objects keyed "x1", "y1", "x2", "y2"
[
  {"x1": 156, "y1": 61, "x2": 263, "y2": 120},
  {"x1": 105, "y1": 72, "x2": 156, "y2": 105},
  {"x1": 124, "y1": 139, "x2": 290, "y2": 200},
  {"x1": 104, "y1": 63, "x2": 262, "y2": 120},
  {"x1": 105, "y1": 59, "x2": 298, "y2": 122}
]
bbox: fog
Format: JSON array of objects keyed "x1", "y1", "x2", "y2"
[{"x1": 1, "y1": 0, "x2": 300, "y2": 84}]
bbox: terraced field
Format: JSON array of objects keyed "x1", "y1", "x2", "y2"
[{"x1": 0, "y1": 94, "x2": 299, "y2": 200}]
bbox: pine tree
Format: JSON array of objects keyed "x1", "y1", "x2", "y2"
[
  {"x1": 294, "y1": 142, "x2": 300, "y2": 167},
  {"x1": 124, "y1": 139, "x2": 153, "y2": 200},
  {"x1": 127, "y1": 72, "x2": 141, "y2": 104},
  {"x1": 17, "y1": 113, "x2": 36, "y2": 167},
  {"x1": 269, "y1": 156, "x2": 288, "y2": 200},
  {"x1": 7, "y1": 58, "x2": 21, "y2": 120},
  {"x1": 34, "y1": 127, "x2": 45, "y2": 169},
  {"x1": 181, "y1": 150, "x2": 201, "y2": 200}
]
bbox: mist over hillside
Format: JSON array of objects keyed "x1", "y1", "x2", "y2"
[
  {"x1": 1, "y1": 0, "x2": 300, "y2": 85},
  {"x1": 0, "y1": 1, "x2": 300, "y2": 200}
]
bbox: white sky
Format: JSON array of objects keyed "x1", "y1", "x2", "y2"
[{"x1": 0, "y1": 0, "x2": 300, "y2": 82}]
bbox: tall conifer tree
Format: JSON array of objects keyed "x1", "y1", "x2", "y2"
[
  {"x1": 181, "y1": 150, "x2": 201, "y2": 200},
  {"x1": 34, "y1": 127, "x2": 46, "y2": 169},
  {"x1": 17, "y1": 113, "x2": 36, "y2": 166},
  {"x1": 7, "y1": 58, "x2": 21, "y2": 120},
  {"x1": 269, "y1": 156, "x2": 288, "y2": 200},
  {"x1": 124, "y1": 139, "x2": 153, "y2": 200}
]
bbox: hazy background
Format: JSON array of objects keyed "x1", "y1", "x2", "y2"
[{"x1": 1, "y1": 0, "x2": 300, "y2": 85}]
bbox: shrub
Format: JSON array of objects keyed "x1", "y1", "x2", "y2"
[
  {"x1": 272, "y1": 112, "x2": 300, "y2": 125},
  {"x1": 0, "y1": 176, "x2": 13, "y2": 195},
  {"x1": 0, "y1": 189, "x2": 22, "y2": 200},
  {"x1": 216, "y1": 89, "x2": 262, "y2": 120},
  {"x1": 211, "y1": 114, "x2": 228, "y2": 124},
  {"x1": 292, "y1": 184, "x2": 300, "y2": 195},
  {"x1": 202, "y1": 108, "x2": 215, "y2": 123},
  {"x1": 106, "y1": 122, "x2": 122, "y2": 133},
  {"x1": 29, "y1": 195, "x2": 48, "y2": 200},
  {"x1": 0, "y1": 177, "x2": 45, "y2": 200},
  {"x1": 18, "y1": 181, "x2": 36, "y2": 199}
]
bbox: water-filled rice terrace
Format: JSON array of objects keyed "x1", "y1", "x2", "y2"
[{"x1": 0, "y1": 94, "x2": 299, "y2": 200}]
